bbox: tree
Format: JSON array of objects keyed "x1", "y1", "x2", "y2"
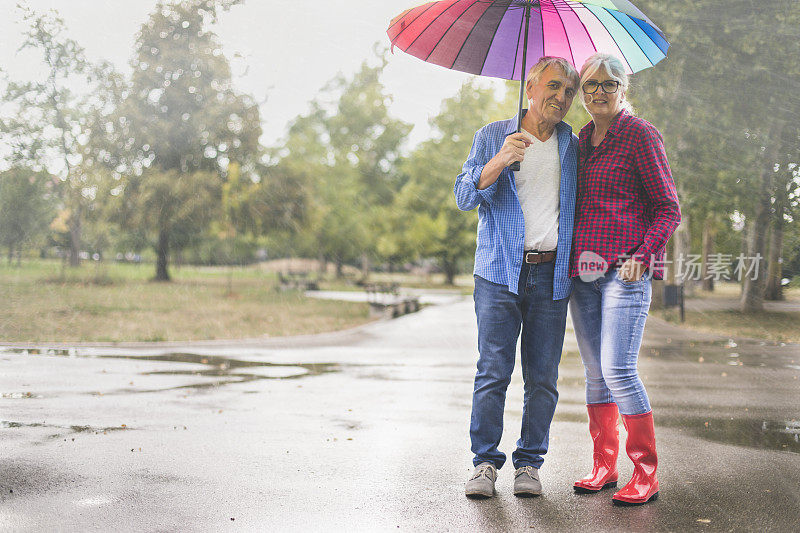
[
  {"x1": 269, "y1": 46, "x2": 411, "y2": 278},
  {"x1": 632, "y1": 0, "x2": 800, "y2": 311},
  {"x1": 394, "y1": 80, "x2": 507, "y2": 284},
  {"x1": 0, "y1": 7, "x2": 102, "y2": 266},
  {"x1": 0, "y1": 166, "x2": 55, "y2": 263},
  {"x1": 108, "y1": 0, "x2": 261, "y2": 280},
  {"x1": 322, "y1": 46, "x2": 412, "y2": 277}
]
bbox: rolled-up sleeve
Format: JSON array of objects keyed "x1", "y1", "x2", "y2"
[
  {"x1": 454, "y1": 128, "x2": 499, "y2": 211},
  {"x1": 631, "y1": 123, "x2": 681, "y2": 266}
]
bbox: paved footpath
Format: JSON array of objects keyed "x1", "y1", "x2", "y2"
[{"x1": 1, "y1": 292, "x2": 799, "y2": 532}]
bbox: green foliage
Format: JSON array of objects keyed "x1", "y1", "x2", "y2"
[
  {"x1": 106, "y1": 0, "x2": 261, "y2": 279},
  {"x1": 269, "y1": 46, "x2": 412, "y2": 270},
  {"x1": 630, "y1": 0, "x2": 800, "y2": 304},
  {"x1": 0, "y1": 166, "x2": 55, "y2": 262},
  {"x1": 389, "y1": 80, "x2": 508, "y2": 282},
  {"x1": 0, "y1": 6, "x2": 108, "y2": 266}
]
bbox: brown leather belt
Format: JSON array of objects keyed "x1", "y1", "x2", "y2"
[{"x1": 523, "y1": 250, "x2": 557, "y2": 264}]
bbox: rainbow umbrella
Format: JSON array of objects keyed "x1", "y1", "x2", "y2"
[{"x1": 387, "y1": 0, "x2": 668, "y2": 167}]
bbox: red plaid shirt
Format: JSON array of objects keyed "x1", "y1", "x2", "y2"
[{"x1": 569, "y1": 111, "x2": 681, "y2": 280}]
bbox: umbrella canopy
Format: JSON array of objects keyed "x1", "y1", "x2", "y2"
[{"x1": 387, "y1": 0, "x2": 669, "y2": 78}]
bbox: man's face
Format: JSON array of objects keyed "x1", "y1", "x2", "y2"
[{"x1": 525, "y1": 65, "x2": 576, "y2": 126}]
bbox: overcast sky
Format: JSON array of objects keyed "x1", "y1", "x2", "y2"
[{"x1": 0, "y1": 0, "x2": 505, "y2": 152}]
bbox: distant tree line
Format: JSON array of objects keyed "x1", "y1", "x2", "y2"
[{"x1": 1, "y1": 0, "x2": 798, "y2": 312}]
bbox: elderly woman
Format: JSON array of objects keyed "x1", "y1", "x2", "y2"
[{"x1": 569, "y1": 53, "x2": 680, "y2": 505}]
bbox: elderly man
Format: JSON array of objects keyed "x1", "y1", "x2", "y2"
[{"x1": 454, "y1": 57, "x2": 579, "y2": 498}]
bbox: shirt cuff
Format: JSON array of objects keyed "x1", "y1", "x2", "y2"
[
  {"x1": 473, "y1": 168, "x2": 497, "y2": 205},
  {"x1": 632, "y1": 245, "x2": 656, "y2": 268}
]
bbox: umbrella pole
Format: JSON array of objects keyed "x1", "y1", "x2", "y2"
[{"x1": 510, "y1": 2, "x2": 532, "y2": 172}]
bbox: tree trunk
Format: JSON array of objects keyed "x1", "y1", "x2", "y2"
[
  {"x1": 672, "y1": 209, "x2": 692, "y2": 294},
  {"x1": 765, "y1": 161, "x2": 787, "y2": 301},
  {"x1": 7, "y1": 245, "x2": 12, "y2": 265},
  {"x1": 68, "y1": 210, "x2": 81, "y2": 267},
  {"x1": 155, "y1": 228, "x2": 171, "y2": 281},
  {"x1": 360, "y1": 252, "x2": 370, "y2": 282},
  {"x1": 335, "y1": 258, "x2": 343, "y2": 279},
  {"x1": 701, "y1": 216, "x2": 715, "y2": 292},
  {"x1": 442, "y1": 257, "x2": 457, "y2": 286},
  {"x1": 318, "y1": 252, "x2": 327, "y2": 275},
  {"x1": 740, "y1": 213, "x2": 768, "y2": 312},
  {"x1": 764, "y1": 220, "x2": 783, "y2": 301},
  {"x1": 740, "y1": 123, "x2": 783, "y2": 312}
]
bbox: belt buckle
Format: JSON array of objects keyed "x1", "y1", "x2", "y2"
[
  {"x1": 525, "y1": 252, "x2": 541, "y2": 264},
  {"x1": 524, "y1": 251, "x2": 553, "y2": 264}
]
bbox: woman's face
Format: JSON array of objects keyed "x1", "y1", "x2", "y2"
[{"x1": 582, "y1": 66, "x2": 626, "y2": 121}]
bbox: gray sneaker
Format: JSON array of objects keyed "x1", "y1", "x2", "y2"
[
  {"x1": 465, "y1": 462, "x2": 497, "y2": 499},
  {"x1": 513, "y1": 466, "x2": 542, "y2": 496}
]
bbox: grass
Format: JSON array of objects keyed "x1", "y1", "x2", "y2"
[
  {"x1": 656, "y1": 281, "x2": 800, "y2": 343},
  {"x1": 657, "y1": 309, "x2": 800, "y2": 343},
  {"x1": 685, "y1": 281, "x2": 800, "y2": 300},
  {"x1": 0, "y1": 260, "x2": 375, "y2": 343}
]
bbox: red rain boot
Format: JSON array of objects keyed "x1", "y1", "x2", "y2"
[
  {"x1": 573, "y1": 403, "x2": 619, "y2": 493},
  {"x1": 613, "y1": 411, "x2": 659, "y2": 505}
]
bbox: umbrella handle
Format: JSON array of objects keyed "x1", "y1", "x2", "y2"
[{"x1": 509, "y1": 161, "x2": 520, "y2": 171}]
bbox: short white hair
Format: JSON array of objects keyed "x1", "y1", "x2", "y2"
[
  {"x1": 525, "y1": 56, "x2": 579, "y2": 91},
  {"x1": 579, "y1": 53, "x2": 634, "y2": 115}
]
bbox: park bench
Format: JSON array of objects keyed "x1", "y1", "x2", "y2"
[
  {"x1": 278, "y1": 270, "x2": 319, "y2": 291},
  {"x1": 364, "y1": 282, "x2": 420, "y2": 318}
]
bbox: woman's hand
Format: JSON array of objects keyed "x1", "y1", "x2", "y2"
[{"x1": 618, "y1": 258, "x2": 648, "y2": 282}]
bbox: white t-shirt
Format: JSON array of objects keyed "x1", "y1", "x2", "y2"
[{"x1": 515, "y1": 129, "x2": 561, "y2": 251}]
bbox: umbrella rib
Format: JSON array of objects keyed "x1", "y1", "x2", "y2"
[
  {"x1": 387, "y1": 7, "x2": 413, "y2": 33},
  {"x1": 388, "y1": 2, "x2": 439, "y2": 46},
  {"x1": 610, "y1": 10, "x2": 657, "y2": 66},
  {"x1": 406, "y1": 0, "x2": 469, "y2": 58},
  {"x1": 477, "y1": 3, "x2": 512, "y2": 76},
  {"x1": 452, "y1": 0, "x2": 500, "y2": 71},
  {"x1": 566, "y1": 3, "x2": 599, "y2": 60},
  {"x1": 423, "y1": 0, "x2": 482, "y2": 63},
  {"x1": 551, "y1": 1, "x2": 577, "y2": 67},
  {"x1": 584, "y1": 5, "x2": 635, "y2": 73}
]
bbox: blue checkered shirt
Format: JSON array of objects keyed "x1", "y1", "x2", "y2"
[{"x1": 454, "y1": 112, "x2": 578, "y2": 300}]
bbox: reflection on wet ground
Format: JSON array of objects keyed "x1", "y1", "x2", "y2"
[
  {"x1": 3, "y1": 339, "x2": 798, "y2": 455},
  {"x1": 643, "y1": 338, "x2": 800, "y2": 370},
  {"x1": 1, "y1": 420, "x2": 130, "y2": 438},
  {"x1": 553, "y1": 411, "x2": 800, "y2": 454},
  {"x1": 1, "y1": 347, "x2": 341, "y2": 392},
  {"x1": 679, "y1": 417, "x2": 800, "y2": 453}
]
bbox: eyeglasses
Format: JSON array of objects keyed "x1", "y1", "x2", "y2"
[{"x1": 582, "y1": 80, "x2": 621, "y2": 94}]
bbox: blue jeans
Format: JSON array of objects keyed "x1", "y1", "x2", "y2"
[
  {"x1": 470, "y1": 261, "x2": 568, "y2": 470},
  {"x1": 569, "y1": 269, "x2": 652, "y2": 415}
]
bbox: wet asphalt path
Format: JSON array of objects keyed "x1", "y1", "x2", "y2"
[{"x1": 1, "y1": 292, "x2": 799, "y2": 532}]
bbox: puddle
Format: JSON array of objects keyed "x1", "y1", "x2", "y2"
[
  {"x1": 643, "y1": 338, "x2": 800, "y2": 370},
  {"x1": 1, "y1": 347, "x2": 340, "y2": 392},
  {"x1": 1, "y1": 420, "x2": 129, "y2": 435},
  {"x1": 675, "y1": 417, "x2": 800, "y2": 454},
  {"x1": 552, "y1": 412, "x2": 800, "y2": 454},
  {"x1": 1, "y1": 392, "x2": 42, "y2": 399}
]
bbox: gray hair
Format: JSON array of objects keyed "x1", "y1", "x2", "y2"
[
  {"x1": 579, "y1": 53, "x2": 635, "y2": 115},
  {"x1": 525, "y1": 56, "x2": 579, "y2": 91}
]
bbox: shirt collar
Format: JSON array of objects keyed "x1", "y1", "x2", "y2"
[{"x1": 580, "y1": 109, "x2": 630, "y2": 141}]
